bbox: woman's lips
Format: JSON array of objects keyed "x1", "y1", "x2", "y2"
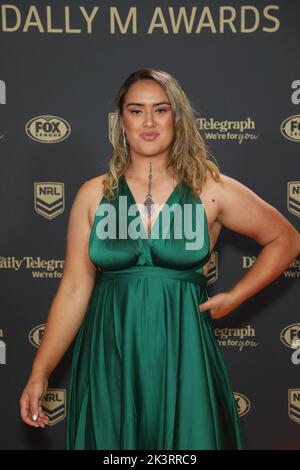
[{"x1": 140, "y1": 133, "x2": 159, "y2": 141}]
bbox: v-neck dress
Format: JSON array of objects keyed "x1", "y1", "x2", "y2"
[{"x1": 66, "y1": 174, "x2": 247, "y2": 450}]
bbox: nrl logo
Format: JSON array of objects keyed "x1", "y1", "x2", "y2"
[
  {"x1": 42, "y1": 389, "x2": 66, "y2": 426},
  {"x1": 206, "y1": 251, "x2": 217, "y2": 286},
  {"x1": 287, "y1": 182, "x2": 300, "y2": 218},
  {"x1": 288, "y1": 389, "x2": 300, "y2": 424},
  {"x1": 34, "y1": 182, "x2": 64, "y2": 219}
]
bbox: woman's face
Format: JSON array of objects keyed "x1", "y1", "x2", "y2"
[{"x1": 121, "y1": 80, "x2": 174, "y2": 159}]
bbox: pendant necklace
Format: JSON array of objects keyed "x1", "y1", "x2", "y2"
[{"x1": 143, "y1": 162, "x2": 155, "y2": 236}]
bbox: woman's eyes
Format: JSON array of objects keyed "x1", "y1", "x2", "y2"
[{"x1": 130, "y1": 108, "x2": 167, "y2": 115}]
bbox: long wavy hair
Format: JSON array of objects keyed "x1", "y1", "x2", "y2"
[{"x1": 102, "y1": 68, "x2": 221, "y2": 202}]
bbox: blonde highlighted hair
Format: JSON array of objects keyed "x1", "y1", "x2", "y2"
[{"x1": 102, "y1": 68, "x2": 221, "y2": 202}]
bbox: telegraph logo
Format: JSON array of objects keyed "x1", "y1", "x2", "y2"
[
  {"x1": 287, "y1": 182, "x2": 300, "y2": 218},
  {"x1": 288, "y1": 389, "x2": 300, "y2": 424},
  {"x1": 206, "y1": 251, "x2": 217, "y2": 285},
  {"x1": 28, "y1": 324, "x2": 45, "y2": 348},
  {"x1": 42, "y1": 389, "x2": 66, "y2": 426},
  {"x1": 34, "y1": 182, "x2": 64, "y2": 219},
  {"x1": 234, "y1": 392, "x2": 251, "y2": 417},
  {"x1": 280, "y1": 115, "x2": 300, "y2": 142},
  {"x1": 25, "y1": 115, "x2": 71, "y2": 143}
]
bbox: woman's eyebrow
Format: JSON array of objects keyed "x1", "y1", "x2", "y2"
[{"x1": 125, "y1": 101, "x2": 171, "y2": 107}]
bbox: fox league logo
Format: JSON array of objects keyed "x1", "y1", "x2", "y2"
[{"x1": 234, "y1": 392, "x2": 251, "y2": 417}]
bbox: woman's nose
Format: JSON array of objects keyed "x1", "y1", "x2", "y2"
[{"x1": 144, "y1": 112, "x2": 156, "y2": 125}]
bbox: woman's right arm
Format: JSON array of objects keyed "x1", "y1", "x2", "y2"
[{"x1": 20, "y1": 178, "x2": 101, "y2": 428}]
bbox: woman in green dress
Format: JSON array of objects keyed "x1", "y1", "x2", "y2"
[{"x1": 20, "y1": 69, "x2": 300, "y2": 450}]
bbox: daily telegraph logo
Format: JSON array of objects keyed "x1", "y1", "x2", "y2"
[
  {"x1": 0, "y1": 256, "x2": 64, "y2": 279},
  {"x1": 197, "y1": 117, "x2": 259, "y2": 144},
  {"x1": 34, "y1": 182, "x2": 64, "y2": 219},
  {"x1": 243, "y1": 253, "x2": 299, "y2": 279},
  {"x1": 26, "y1": 115, "x2": 71, "y2": 143},
  {"x1": 94, "y1": 197, "x2": 208, "y2": 250},
  {"x1": 215, "y1": 325, "x2": 259, "y2": 351}
]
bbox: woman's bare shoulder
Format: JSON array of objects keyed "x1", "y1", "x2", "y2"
[
  {"x1": 83, "y1": 172, "x2": 109, "y2": 191},
  {"x1": 72, "y1": 173, "x2": 109, "y2": 228},
  {"x1": 208, "y1": 172, "x2": 298, "y2": 245},
  {"x1": 203, "y1": 170, "x2": 227, "y2": 191},
  {"x1": 201, "y1": 171, "x2": 238, "y2": 208},
  {"x1": 82, "y1": 173, "x2": 109, "y2": 227},
  {"x1": 78, "y1": 172, "x2": 108, "y2": 198},
  {"x1": 206, "y1": 171, "x2": 255, "y2": 194},
  {"x1": 198, "y1": 171, "x2": 227, "y2": 222}
]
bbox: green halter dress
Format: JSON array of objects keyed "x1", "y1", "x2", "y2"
[{"x1": 66, "y1": 174, "x2": 247, "y2": 450}]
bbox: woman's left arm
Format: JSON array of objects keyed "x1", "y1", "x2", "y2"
[{"x1": 199, "y1": 174, "x2": 300, "y2": 319}]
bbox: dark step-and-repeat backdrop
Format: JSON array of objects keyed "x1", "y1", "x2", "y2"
[{"x1": 0, "y1": 1, "x2": 299, "y2": 450}]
